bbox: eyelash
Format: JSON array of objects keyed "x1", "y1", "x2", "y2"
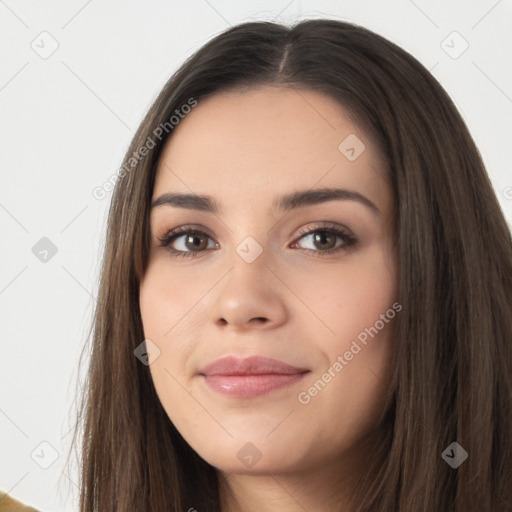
[{"x1": 157, "y1": 223, "x2": 358, "y2": 259}]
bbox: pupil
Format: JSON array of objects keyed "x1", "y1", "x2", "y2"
[
  {"x1": 187, "y1": 234, "x2": 206, "y2": 250},
  {"x1": 315, "y1": 232, "x2": 334, "y2": 249}
]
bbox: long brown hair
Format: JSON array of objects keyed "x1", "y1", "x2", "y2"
[{"x1": 68, "y1": 19, "x2": 512, "y2": 511}]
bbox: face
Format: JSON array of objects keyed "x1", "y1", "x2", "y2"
[{"x1": 139, "y1": 86, "x2": 398, "y2": 477}]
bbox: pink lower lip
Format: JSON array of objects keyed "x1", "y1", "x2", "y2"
[{"x1": 203, "y1": 373, "x2": 309, "y2": 398}]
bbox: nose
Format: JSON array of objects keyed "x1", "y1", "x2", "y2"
[{"x1": 210, "y1": 251, "x2": 288, "y2": 333}]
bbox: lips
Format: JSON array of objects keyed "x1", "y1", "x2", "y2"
[
  {"x1": 198, "y1": 356, "x2": 310, "y2": 398},
  {"x1": 199, "y1": 355, "x2": 308, "y2": 376}
]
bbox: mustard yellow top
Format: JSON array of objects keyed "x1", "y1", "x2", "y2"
[{"x1": 0, "y1": 492, "x2": 39, "y2": 512}]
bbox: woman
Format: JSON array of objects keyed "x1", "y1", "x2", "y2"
[{"x1": 69, "y1": 19, "x2": 512, "y2": 511}]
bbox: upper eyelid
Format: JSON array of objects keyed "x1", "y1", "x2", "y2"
[
  {"x1": 294, "y1": 221, "x2": 352, "y2": 236},
  {"x1": 160, "y1": 222, "x2": 348, "y2": 236}
]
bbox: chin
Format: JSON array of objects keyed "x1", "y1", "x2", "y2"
[{"x1": 187, "y1": 434, "x2": 308, "y2": 475}]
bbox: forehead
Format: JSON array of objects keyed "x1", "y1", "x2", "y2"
[{"x1": 153, "y1": 86, "x2": 390, "y2": 214}]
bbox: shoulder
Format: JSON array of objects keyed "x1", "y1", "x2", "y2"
[{"x1": 0, "y1": 491, "x2": 40, "y2": 512}]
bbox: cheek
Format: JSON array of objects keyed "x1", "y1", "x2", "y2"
[
  {"x1": 288, "y1": 246, "x2": 397, "y2": 433},
  {"x1": 139, "y1": 258, "x2": 214, "y2": 354},
  {"x1": 139, "y1": 267, "x2": 202, "y2": 433},
  {"x1": 139, "y1": 266, "x2": 187, "y2": 397},
  {"x1": 287, "y1": 244, "x2": 397, "y2": 349},
  {"x1": 139, "y1": 258, "x2": 216, "y2": 401}
]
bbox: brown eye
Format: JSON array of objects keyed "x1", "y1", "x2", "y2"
[
  {"x1": 291, "y1": 224, "x2": 358, "y2": 256},
  {"x1": 309, "y1": 231, "x2": 337, "y2": 251},
  {"x1": 158, "y1": 228, "x2": 217, "y2": 257},
  {"x1": 182, "y1": 232, "x2": 209, "y2": 251}
]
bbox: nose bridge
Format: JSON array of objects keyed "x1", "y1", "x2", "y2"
[
  {"x1": 226, "y1": 232, "x2": 274, "y2": 295},
  {"x1": 234, "y1": 233, "x2": 267, "y2": 266},
  {"x1": 221, "y1": 201, "x2": 274, "y2": 267}
]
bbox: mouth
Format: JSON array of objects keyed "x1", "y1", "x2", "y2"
[{"x1": 198, "y1": 355, "x2": 310, "y2": 398}]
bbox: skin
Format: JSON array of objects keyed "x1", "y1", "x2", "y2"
[{"x1": 139, "y1": 85, "x2": 398, "y2": 511}]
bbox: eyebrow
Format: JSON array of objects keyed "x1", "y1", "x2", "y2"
[{"x1": 151, "y1": 187, "x2": 380, "y2": 215}]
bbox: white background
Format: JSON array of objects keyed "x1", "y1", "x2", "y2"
[{"x1": 1, "y1": 1, "x2": 511, "y2": 511}]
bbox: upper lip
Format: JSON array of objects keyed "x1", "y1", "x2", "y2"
[{"x1": 198, "y1": 356, "x2": 309, "y2": 376}]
